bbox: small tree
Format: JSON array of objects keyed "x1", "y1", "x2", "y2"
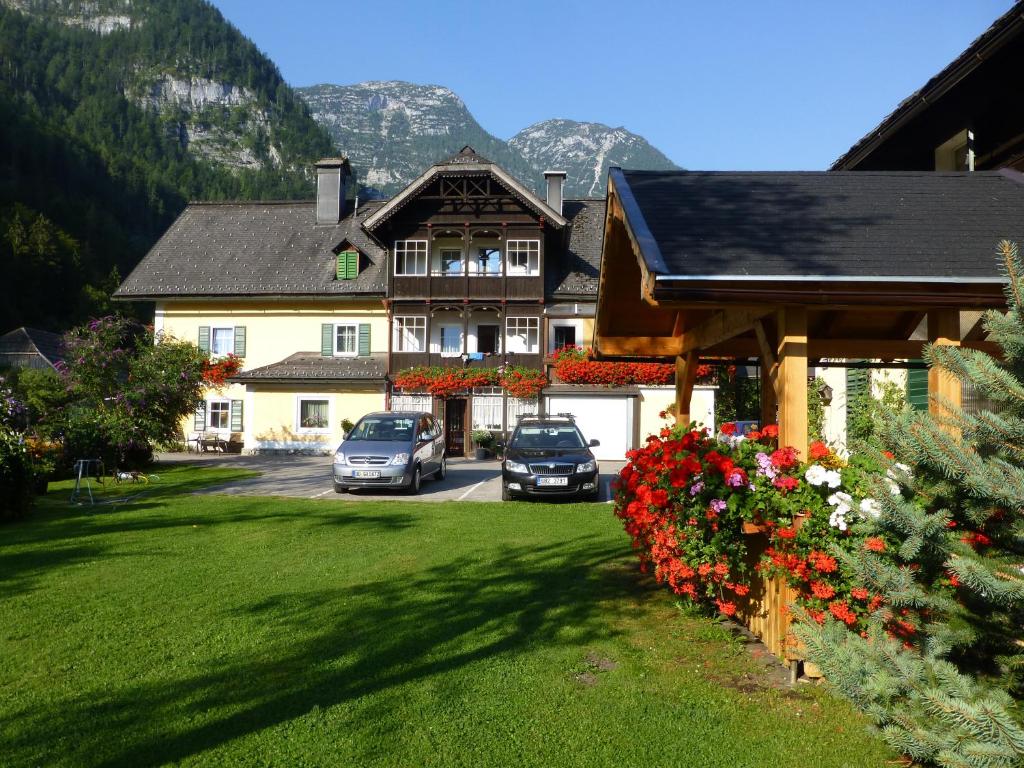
[
  {"x1": 794, "y1": 241, "x2": 1024, "y2": 768},
  {"x1": 0, "y1": 377, "x2": 33, "y2": 521},
  {"x1": 59, "y1": 316, "x2": 208, "y2": 467}
]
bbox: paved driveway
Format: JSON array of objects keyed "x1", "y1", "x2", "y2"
[{"x1": 162, "y1": 452, "x2": 625, "y2": 503}]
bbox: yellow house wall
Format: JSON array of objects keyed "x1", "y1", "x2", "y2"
[
  {"x1": 246, "y1": 385, "x2": 386, "y2": 453},
  {"x1": 158, "y1": 299, "x2": 388, "y2": 449},
  {"x1": 637, "y1": 385, "x2": 716, "y2": 441}
]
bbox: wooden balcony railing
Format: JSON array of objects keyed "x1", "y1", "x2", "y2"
[
  {"x1": 392, "y1": 273, "x2": 541, "y2": 301},
  {"x1": 389, "y1": 351, "x2": 544, "y2": 373}
]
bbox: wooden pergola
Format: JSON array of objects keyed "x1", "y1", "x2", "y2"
[{"x1": 594, "y1": 169, "x2": 1018, "y2": 454}]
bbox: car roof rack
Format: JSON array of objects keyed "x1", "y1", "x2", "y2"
[{"x1": 516, "y1": 413, "x2": 575, "y2": 422}]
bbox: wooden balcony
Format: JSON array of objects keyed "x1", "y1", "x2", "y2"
[
  {"x1": 390, "y1": 351, "x2": 544, "y2": 373},
  {"x1": 392, "y1": 273, "x2": 541, "y2": 301}
]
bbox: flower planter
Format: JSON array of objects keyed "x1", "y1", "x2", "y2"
[
  {"x1": 742, "y1": 522, "x2": 770, "y2": 535},
  {"x1": 474, "y1": 447, "x2": 488, "y2": 460}
]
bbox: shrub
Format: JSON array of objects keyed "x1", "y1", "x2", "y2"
[{"x1": 0, "y1": 377, "x2": 33, "y2": 521}]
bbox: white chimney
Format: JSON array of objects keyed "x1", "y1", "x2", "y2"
[
  {"x1": 544, "y1": 170, "x2": 566, "y2": 216},
  {"x1": 315, "y1": 158, "x2": 350, "y2": 224}
]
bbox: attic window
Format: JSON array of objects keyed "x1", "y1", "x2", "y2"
[{"x1": 337, "y1": 250, "x2": 359, "y2": 280}]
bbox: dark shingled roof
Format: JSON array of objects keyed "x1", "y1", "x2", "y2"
[
  {"x1": 231, "y1": 352, "x2": 387, "y2": 383},
  {"x1": 616, "y1": 169, "x2": 1024, "y2": 281},
  {"x1": 0, "y1": 327, "x2": 64, "y2": 368},
  {"x1": 548, "y1": 199, "x2": 605, "y2": 297},
  {"x1": 115, "y1": 201, "x2": 387, "y2": 299}
]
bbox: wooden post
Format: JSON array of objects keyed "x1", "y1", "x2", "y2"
[
  {"x1": 760, "y1": 360, "x2": 777, "y2": 429},
  {"x1": 775, "y1": 308, "x2": 808, "y2": 456},
  {"x1": 674, "y1": 351, "x2": 699, "y2": 426},
  {"x1": 927, "y1": 309, "x2": 962, "y2": 420}
]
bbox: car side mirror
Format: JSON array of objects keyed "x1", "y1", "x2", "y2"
[
  {"x1": 496, "y1": 440, "x2": 505, "y2": 449},
  {"x1": 589, "y1": 439, "x2": 601, "y2": 447},
  {"x1": 419, "y1": 432, "x2": 431, "y2": 442},
  {"x1": 342, "y1": 432, "x2": 350, "y2": 441}
]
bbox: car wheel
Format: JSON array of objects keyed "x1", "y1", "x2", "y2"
[
  {"x1": 407, "y1": 465, "x2": 421, "y2": 495},
  {"x1": 434, "y1": 455, "x2": 446, "y2": 480},
  {"x1": 334, "y1": 483, "x2": 347, "y2": 494},
  {"x1": 501, "y1": 483, "x2": 512, "y2": 501}
]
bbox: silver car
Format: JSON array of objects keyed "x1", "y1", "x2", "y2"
[{"x1": 332, "y1": 411, "x2": 446, "y2": 494}]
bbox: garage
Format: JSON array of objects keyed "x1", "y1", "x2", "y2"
[{"x1": 543, "y1": 388, "x2": 637, "y2": 461}]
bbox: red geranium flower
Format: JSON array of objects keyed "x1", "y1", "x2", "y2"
[
  {"x1": 720, "y1": 422, "x2": 737, "y2": 436},
  {"x1": 864, "y1": 537, "x2": 886, "y2": 553},
  {"x1": 811, "y1": 581, "x2": 836, "y2": 599},
  {"x1": 850, "y1": 587, "x2": 869, "y2": 600},
  {"x1": 808, "y1": 441, "x2": 830, "y2": 461}
]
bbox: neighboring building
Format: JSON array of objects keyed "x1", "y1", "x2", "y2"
[
  {"x1": 0, "y1": 327, "x2": 64, "y2": 371},
  {"x1": 833, "y1": 3, "x2": 1024, "y2": 173},
  {"x1": 115, "y1": 149, "x2": 622, "y2": 456}
]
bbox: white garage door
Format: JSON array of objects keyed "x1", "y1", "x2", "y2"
[{"x1": 545, "y1": 394, "x2": 634, "y2": 461}]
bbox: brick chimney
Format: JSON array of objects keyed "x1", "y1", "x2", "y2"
[
  {"x1": 315, "y1": 158, "x2": 351, "y2": 224},
  {"x1": 543, "y1": 170, "x2": 566, "y2": 216}
]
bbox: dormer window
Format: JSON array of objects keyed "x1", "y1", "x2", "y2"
[
  {"x1": 506, "y1": 240, "x2": 540, "y2": 276},
  {"x1": 336, "y1": 250, "x2": 359, "y2": 280}
]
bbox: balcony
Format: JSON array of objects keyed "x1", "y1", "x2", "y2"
[
  {"x1": 390, "y1": 351, "x2": 544, "y2": 373},
  {"x1": 392, "y1": 272, "x2": 542, "y2": 301}
]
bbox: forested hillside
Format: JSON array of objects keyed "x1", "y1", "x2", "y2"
[{"x1": 0, "y1": 0, "x2": 334, "y2": 331}]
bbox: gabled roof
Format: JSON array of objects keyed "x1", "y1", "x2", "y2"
[
  {"x1": 230, "y1": 352, "x2": 387, "y2": 384},
  {"x1": 832, "y1": 4, "x2": 1024, "y2": 170},
  {"x1": 361, "y1": 145, "x2": 568, "y2": 231},
  {"x1": 548, "y1": 199, "x2": 606, "y2": 298},
  {"x1": 0, "y1": 327, "x2": 64, "y2": 368},
  {"x1": 613, "y1": 168, "x2": 1024, "y2": 287},
  {"x1": 115, "y1": 201, "x2": 388, "y2": 300}
]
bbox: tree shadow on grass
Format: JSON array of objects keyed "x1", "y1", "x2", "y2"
[{"x1": 4, "y1": 537, "x2": 646, "y2": 767}]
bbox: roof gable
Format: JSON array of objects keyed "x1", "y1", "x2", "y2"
[{"x1": 362, "y1": 146, "x2": 567, "y2": 231}]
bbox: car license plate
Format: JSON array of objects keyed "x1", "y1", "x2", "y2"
[
  {"x1": 538, "y1": 476, "x2": 568, "y2": 486},
  {"x1": 354, "y1": 470, "x2": 380, "y2": 479}
]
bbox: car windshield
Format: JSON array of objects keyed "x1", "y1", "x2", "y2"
[
  {"x1": 512, "y1": 425, "x2": 586, "y2": 449},
  {"x1": 347, "y1": 416, "x2": 416, "y2": 442}
]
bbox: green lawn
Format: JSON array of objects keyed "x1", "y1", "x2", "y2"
[{"x1": 1, "y1": 465, "x2": 893, "y2": 767}]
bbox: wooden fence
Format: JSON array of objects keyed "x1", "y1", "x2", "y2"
[{"x1": 736, "y1": 530, "x2": 800, "y2": 661}]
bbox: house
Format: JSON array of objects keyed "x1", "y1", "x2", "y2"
[
  {"x1": 116, "y1": 149, "x2": 632, "y2": 456},
  {"x1": 0, "y1": 327, "x2": 64, "y2": 371}
]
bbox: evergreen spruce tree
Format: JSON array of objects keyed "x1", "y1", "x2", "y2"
[{"x1": 794, "y1": 241, "x2": 1024, "y2": 768}]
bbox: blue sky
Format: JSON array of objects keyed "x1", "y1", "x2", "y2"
[{"x1": 210, "y1": 0, "x2": 1012, "y2": 170}]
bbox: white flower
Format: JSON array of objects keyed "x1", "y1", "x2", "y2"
[
  {"x1": 884, "y1": 477, "x2": 901, "y2": 496},
  {"x1": 859, "y1": 498, "x2": 881, "y2": 519},
  {"x1": 804, "y1": 464, "x2": 828, "y2": 486},
  {"x1": 822, "y1": 469, "x2": 842, "y2": 489},
  {"x1": 827, "y1": 491, "x2": 852, "y2": 508},
  {"x1": 828, "y1": 508, "x2": 849, "y2": 531}
]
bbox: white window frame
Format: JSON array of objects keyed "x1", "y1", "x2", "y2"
[
  {"x1": 506, "y1": 317, "x2": 540, "y2": 354},
  {"x1": 506, "y1": 240, "x2": 540, "y2": 276},
  {"x1": 296, "y1": 395, "x2": 333, "y2": 434},
  {"x1": 210, "y1": 326, "x2": 234, "y2": 358},
  {"x1": 392, "y1": 393, "x2": 432, "y2": 412},
  {"x1": 207, "y1": 398, "x2": 231, "y2": 432},
  {"x1": 548, "y1": 319, "x2": 583, "y2": 354},
  {"x1": 439, "y1": 248, "x2": 464, "y2": 277},
  {"x1": 475, "y1": 246, "x2": 503, "y2": 277},
  {"x1": 393, "y1": 316, "x2": 427, "y2": 353},
  {"x1": 472, "y1": 390, "x2": 503, "y2": 430},
  {"x1": 334, "y1": 322, "x2": 359, "y2": 357},
  {"x1": 439, "y1": 325, "x2": 463, "y2": 357},
  {"x1": 394, "y1": 240, "x2": 428, "y2": 276}
]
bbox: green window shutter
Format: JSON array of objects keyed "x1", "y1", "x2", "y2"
[
  {"x1": 194, "y1": 402, "x2": 206, "y2": 431},
  {"x1": 337, "y1": 250, "x2": 358, "y2": 280},
  {"x1": 198, "y1": 326, "x2": 210, "y2": 353},
  {"x1": 321, "y1": 323, "x2": 333, "y2": 357},
  {"x1": 845, "y1": 367, "x2": 868, "y2": 436},
  {"x1": 230, "y1": 400, "x2": 243, "y2": 431},
  {"x1": 233, "y1": 326, "x2": 247, "y2": 357},
  {"x1": 907, "y1": 364, "x2": 929, "y2": 412},
  {"x1": 358, "y1": 323, "x2": 371, "y2": 356}
]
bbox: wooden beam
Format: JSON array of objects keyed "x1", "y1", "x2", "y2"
[
  {"x1": 760, "y1": 359, "x2": 778, "y2": 430},
  {"x1": 596, "y1": 335, "x2": 682, "y2": 357},
  {"x1": 679, "y1": 307, "x2": 776, "y2": 354},
  {"x1": 775, "y1": 308, "x2": 808, "y2": 456},
  {"x1": 675, "y1": 351, "x2": 699, "y2": 426},
  {"x1": 702, "y1": 337, "x2": 1001, "y2": 359},
  {"x1": 928, "y1": 309, "x2": 962, "y2": 425},
  {"x1": 753, "y1": 319, "x2": 776, "y2": 369}
]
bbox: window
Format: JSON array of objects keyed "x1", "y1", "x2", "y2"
[
  {"x1": 472, "y1": 389, "x2": 503, "y2": 430},
  {"x1": 477, "y1": 324, "x2": 500, "y2": 354},
  {"x1": 334, "y1": 323, "x2": 358, "y2": 356},
  {"x1": 506, "y1": 317, "x2": 540, "y2": 353},
  {"x1": 394, "y1": 316, "x2": 427, "y2": 352},
  {"x1": 336, "y1": 250, "x2": 359, "y2": 280},
  {"x1": 440, "y1": 325, "x2": 462, "y2": 357},
  {"x1": 395, "y1": 240, "x2": 428, "y2": 276},
  {"x1": 211, "y1": 327, "x2": 234, "y2": 357},
  {"x1": 476, "y1": 247, "x2": 502, "y2": 276},
  {"x1": 208, "y1": 400, "x2": 230, "y2": 430},
  {"x1": 297, "y1": 397, "x2": 330, "y2": 432},
  {"x1": 507, "y1": 240, "x2": 540, "y2": 276},
  {"x1": 553, "y1": 324, "x2": 576, "y2": 351},
  {"x1": 392, "y1": 393, "x2": 432, "y2": 412},
  {"x1": 440, "y1": 249, "x2": 463, "y2": 276}
]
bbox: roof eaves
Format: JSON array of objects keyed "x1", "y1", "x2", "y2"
[{"x1": 610, "y1": 168, "x2": 669, "y2": 275}]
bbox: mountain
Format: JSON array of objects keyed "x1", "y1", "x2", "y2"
[
  {"x1": 0, "y1": 0, "x2": 334, "y2": 330},
  {"x1": 296, "y1": 81, "x2": 679, "y2": 198},
  {"x1": 510, "y1": 119, "x2": 679, "y2": 198}
]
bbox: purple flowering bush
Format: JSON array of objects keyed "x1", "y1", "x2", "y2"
[
  {"x1": 0, "y1": 377, "x2": 33, "y2": 521},
  {"x1": 58, "y1": 317, "x2": 207, "y2": 467}
]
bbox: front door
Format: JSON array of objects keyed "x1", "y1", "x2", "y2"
[{"x1": 445, "y1": 399, "x2": 466, "y2": 456}]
